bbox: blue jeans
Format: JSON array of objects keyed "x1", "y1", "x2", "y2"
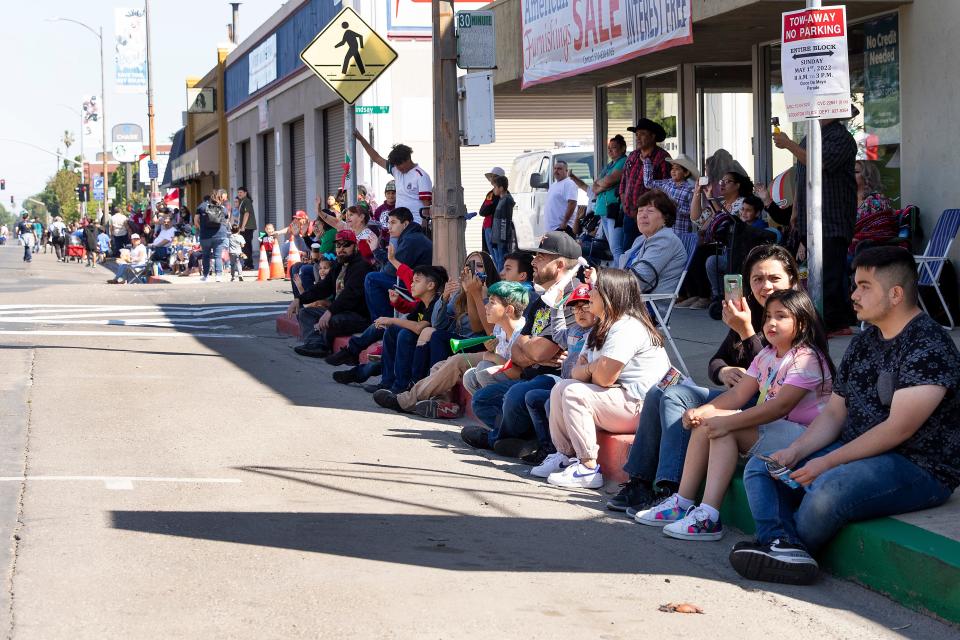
[
  {"x1": 346, "y1": 324, "x2": 384, "y2": 355},
  {"x1": 294, "y1": 263, "x2": 316, "y2": 296},
  {"x1": 603, "y1": 217, "x2": 624, "y2": 266},
  {"x1": 743, "y1": 442, "x2": 953, "y2": 552},
  {"x1": 200, "y1": 236, "x2": 226, "y2": 276},
  {"x1": 621, "y1": 216, "x2": 640, "y2": 254},
  {"x1": 524, "y1": 375, "x2": 560, "y2": 452},
  {"x1": 622, "y1": 384, "x2": 724, "y2": 488},
  {"x1": 365, "y1": 271, "x2": 398, "y2": 322},
  {"x1": 472, "y1": 375, "x2": 556, "y2": 447},
  {"x1": 381, "y1": 325, "x2": 419, "y2": 393},
  {"x1": 489, "y1": 243, "x2": 505, "y2": 272}
]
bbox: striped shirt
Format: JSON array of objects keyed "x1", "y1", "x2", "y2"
[{"x1": 643, "y1": 156, "x2": 695, "y2": 234}]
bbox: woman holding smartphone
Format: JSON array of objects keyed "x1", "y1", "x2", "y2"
[{"x1": 607, "y1": 244, "x2": 801, "y2": 513}]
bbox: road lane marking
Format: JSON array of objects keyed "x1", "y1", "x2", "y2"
[
  {"x1": 0, "y1": 330, "x2": 254, "y2": 338},
  {"x1": 0, "y1": 475, "x2": 243, "y2": 484}
]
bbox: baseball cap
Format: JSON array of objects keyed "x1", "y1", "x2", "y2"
[
  {"x1": 335, "y1": 229, "x2": 357, "y2": 244},
  {"x1": 384, "y1": 180, "x2": 397, "y2": 192},
  {"x1": 293, "y1": 210, "x2": 308, "y2": 220},
  {"x1": 129, "y1": 233, "x2": 141, "y2": 240},
  {"x1": 520, "y1": 231, "x2": 582, "y2": 260},
  {"x1": 566, "y1": 284, "x2": 592, "y2": 305},
  {"x1": 310, "y1": 243, "x2": 322, "y2": 251}
]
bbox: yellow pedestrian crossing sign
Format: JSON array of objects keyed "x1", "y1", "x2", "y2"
[{"x1": 300, "y1": 6, "x2": 399, "y2": 105}]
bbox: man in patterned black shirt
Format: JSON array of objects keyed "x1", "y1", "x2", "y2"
[
  {"x1": 774, "y1": 118, "x2": 857, "y2": 334},
  {"x1": 731, "y1": 247, "x2": 959, "y2": 585}
]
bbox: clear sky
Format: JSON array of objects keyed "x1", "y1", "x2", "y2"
[{"x1": 0, "y1": 0, "x2": 286, "y2": 203}]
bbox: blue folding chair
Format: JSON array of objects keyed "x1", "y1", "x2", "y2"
[
  {"x1": 642, "y1": 232, "x2": 700, "y2": 377},
  {"x1": 915, "y1": 209, "x2": 960, "y2": 330}
]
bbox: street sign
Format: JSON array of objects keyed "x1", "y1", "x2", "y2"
[
  {"x1": 148, "y1": 161, "x2": 159, "y2": 179},
  {"x1": 354, "y1": 105, "x2": 390, "y2": 115},
  {"x1": 299, "y1": 6, "x2": 399, "y2": 105},
  {"x1": 187, "y1": 87, "x2": 216, "y2": 113},
  {"x1": 93, "y1": 175, "x2": 104, "y2": 201},
  {"x1": 456, "y1": 10, "x2": 496, "y2": 70},
  {"x1": 112, "y1": 142, "x2": 141, "y2": 163},
  {"x1": 781, "y1": 5, "x2": 851, "y2": 120}
]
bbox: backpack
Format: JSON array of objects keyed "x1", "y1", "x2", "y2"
[
  {"x1": 51, "y1": 224, "x2": 63, "y2": 241},
  {"x1": 203, "y1": 203, "x2": 226, "y2": 229}
]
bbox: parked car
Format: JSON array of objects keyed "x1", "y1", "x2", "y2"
[{"x1": 508, "y1": 146, "x2": 594, "y2": 250}]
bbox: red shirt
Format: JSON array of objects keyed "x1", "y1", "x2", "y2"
[{"x1": 618, "y1": 146, "x2": 671, "y2": 218}]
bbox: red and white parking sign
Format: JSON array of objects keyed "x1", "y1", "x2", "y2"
[{"x1": 781, "y1": 5, "x2": 851, "y2": 120}]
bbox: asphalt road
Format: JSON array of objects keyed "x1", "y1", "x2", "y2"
[{"x1": 0, "y1": 245, "x2": 955, "y2": 639}]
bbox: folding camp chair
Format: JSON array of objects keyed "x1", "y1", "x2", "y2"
[
  {"x1": 641, "y1": 232, "x2": 700, "y2": 378},
  {"x1": 915, "y1": 208, "x2": 960, "y2": 329},
  {"x1": 118, "y1": 261, "x2": 150, "y2": 284}
]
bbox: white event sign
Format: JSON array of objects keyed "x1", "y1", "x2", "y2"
[
  {"x1": 248, "y1": 34, "x2": 278, "y2": 94},
  {"x1": 521, "y1": 0, "x2": 692, "y2": 90},
  {"x1": 780, "y1": 5, "x2": 851, "y2": 120}
]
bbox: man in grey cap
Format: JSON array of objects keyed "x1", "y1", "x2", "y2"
[{"x1": 462, "y1": 231, "x2": 582, "y2": 459}]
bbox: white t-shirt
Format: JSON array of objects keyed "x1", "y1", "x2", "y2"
[
  {"x1": 544, "y1": 177, "x2": 579, "y2": 231},
  {"x1": 151, "y1": 226, "x2": 176, "y2": 246},
  {"x1": 129, "y1": 244, "x2": 147, "y2": 265},
  {"x1": 584, "y1": 316, "x2": 670, "y2": 401},
  {"x1": 110, "y1": 213, "x2": 129, "y2": 236},
  {"x1": 389, "y1": 163, "x2": 432, "y2": 224}
]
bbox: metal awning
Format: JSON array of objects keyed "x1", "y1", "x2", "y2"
[{"x1": 161, "y1": 128, "x2": 186, "y2": 187}]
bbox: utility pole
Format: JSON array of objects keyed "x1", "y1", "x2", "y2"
[
  {"x1": 145, "y1": 0, "x2": 159, "y2": 213},
  {"x1": 342, "y1": 0, "x2": 357, "y2": 208},
  {"x1": 805, "y1": 0, "x2": 823, "y2": 315},
  {"x1": 431, "y1": 0, "x2": 466, "y2": 277}
]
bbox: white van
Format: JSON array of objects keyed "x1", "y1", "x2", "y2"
[{"x1": 508, "y1": 146, "x2": 594, "y2": 250}]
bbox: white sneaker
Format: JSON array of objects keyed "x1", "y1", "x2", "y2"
[
  {"x1": 547, "y1": 462, "x2": 603, "y2": 489},
  {"x1": 530, "y1": 452, "x2": 574, "y2": 478},
  {"x1": 215, "y1": 275, "x2": 222, "y2": 282},
  {"x1": 662, "y1": 505, "x2": 724, "y2": 541},
  {"x1": 200, "y1": 276, "x2": 208, "y2": 282},
  {"x1": 634, "y1": 493, "x2": 688, "y2": 527}
]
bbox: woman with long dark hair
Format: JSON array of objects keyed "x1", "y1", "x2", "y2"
[
  {"x1": 538, "y1": 268, "x2": 671, "y2": 489},
  {"x1": 608, "y1": 244, "x2": 802, "y2": 513}
]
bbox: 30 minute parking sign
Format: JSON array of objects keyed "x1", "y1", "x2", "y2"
[{"x1": 781, "y1": 5, "x2": 851, "y2": 120}]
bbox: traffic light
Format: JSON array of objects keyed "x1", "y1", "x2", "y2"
[
  {"x1": 77, "y1": 183, "x2": 90, "y2": 202},
  {"x1": 9, "y1": 196, "x2": 13, "y2": 206},
  {"x1": 1, "y1": 179, "x2": 5, "y2": 190}
]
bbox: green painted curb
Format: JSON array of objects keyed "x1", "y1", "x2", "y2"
[{"x1": 720, "y1": 475, "x2": 960, "y2": 624}]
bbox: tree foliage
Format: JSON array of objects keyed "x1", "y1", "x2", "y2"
[{"x1": 49, "y1": 169, "x2": 81, "y2": 221}]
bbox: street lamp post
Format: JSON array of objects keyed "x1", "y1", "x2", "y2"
[{"x1": 48, "y1": 18, "x2": 109, "y2": 217}]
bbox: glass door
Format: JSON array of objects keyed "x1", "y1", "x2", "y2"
[
  {"x1": 643, "y1": 71, "x2": 680, "y2": 157},
  {"x1": 695, "y1": 64, "x2": 754, "y2": 181}
]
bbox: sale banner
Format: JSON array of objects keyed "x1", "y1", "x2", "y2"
[
  {"x1": 780, "y1": 5, "x2": 852, "y2": 120},
  {"x1": 521, "y1": 0, "x2": 693, "y2": 90}
]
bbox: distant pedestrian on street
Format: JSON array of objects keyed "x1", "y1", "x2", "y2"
[
  {"x1": 228, "y1": 224, "x2": 246, "y2": 282},
  {"x1": 237, "y1": 186, "x2": 257, "y2": 270},
  {"x1": 109, "y1": 206, "x2": 130, "y2": 257},
  {"x1": 354, "y1": 129, "x2": 433, "y2": 227},
  {"x1": 15, "y1": 213, "x2": 35, "y2": 262}
]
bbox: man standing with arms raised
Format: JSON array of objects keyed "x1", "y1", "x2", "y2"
[{"x1": 354, "y1": 129, "x2": 433, "y2": 228}]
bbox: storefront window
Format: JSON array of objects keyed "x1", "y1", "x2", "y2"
[
  {"x1": 605, "y1": 82, "x2": 634, "y2": 152},
  {"x1": 696, "y1": 65, "x2": 754, "y2": 180},
  {"x1": 645, "y1": 71, "x2": 679, "y2": 156},
  {"x1": 770, "y1": 13, "x2": 901, "y2": 201}
]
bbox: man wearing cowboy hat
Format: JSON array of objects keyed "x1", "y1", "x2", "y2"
[
  {"x1": 619, "y1": 118, "x2": 672, "y2": 250},
  {"x1": 480, "y1": 167, "x2": 505, "y2": 253},
  {"x1": 642, "y1": 154, "x2": 699, "y2": 235}
]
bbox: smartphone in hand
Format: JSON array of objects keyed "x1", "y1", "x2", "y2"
[
  {"x1": 755, "y1": 453, "x2": 802, "y2": 490},
  {"x1": 723, "y1": 274, "x2": 743, "y2": 303}
]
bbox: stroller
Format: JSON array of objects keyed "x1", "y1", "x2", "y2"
[{"x1": 702, "y1": 211, "x2": 780, "y2": 320}]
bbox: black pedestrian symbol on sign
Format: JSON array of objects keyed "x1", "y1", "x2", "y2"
[{"x1": 335, "y1": 22, "x2": 365, "y2": 75}]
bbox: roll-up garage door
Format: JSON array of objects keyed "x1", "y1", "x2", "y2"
[
  {"x1": 262, "y1": 131, "x2": 277, "y2": 226},
  {"x1": 459, "y1": 91, "x2": 594, "y2": 251},
  {"x1": 324, "y1": 106, "x2": 345, "y2": 199},
  {"x1": 289, "y1": 118, "x2": 306, "y2": 214}
]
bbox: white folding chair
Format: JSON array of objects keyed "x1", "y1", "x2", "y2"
[
  {"x1": 915, "y1": 208, "x2": 960, "y2": 330},
  {"x1": 119, "y1": 262, "x2": 150, "y2": 284},
  {"x1": 642, "y1": 232, "x2": 700, "y2": 377}
]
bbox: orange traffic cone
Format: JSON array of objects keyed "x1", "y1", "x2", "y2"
[
  {"x1": 269, "y1": 244, "x2": 285, "y2": 280},
  {"x1": 257, "y1": 246, "x2": 270, "y2": 281},
  {"x1": 285, "y1": 243, "x2": 301, "y2": 279}
]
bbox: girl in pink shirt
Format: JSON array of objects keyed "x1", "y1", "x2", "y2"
[{"x1": 636, "y1": 289, "x2": 834, "y2": 540}]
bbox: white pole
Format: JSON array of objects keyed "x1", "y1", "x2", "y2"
[
  {"x1": 805, "y1": 0, "x2": 823, "y2": 315},
  {"x1": 342, "y1": 1, "x2": 357, "y2": 209}
]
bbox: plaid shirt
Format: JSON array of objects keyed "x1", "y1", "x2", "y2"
[
  {"x1": 643, "y1": 157, "x2": 695, "y2": 234},
  {"x1": 794, "y1": 121, "x2": 858, "y2": 242},
  {"x1": 619, "y1": 146, "x2": 671, "y2": 218}
]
